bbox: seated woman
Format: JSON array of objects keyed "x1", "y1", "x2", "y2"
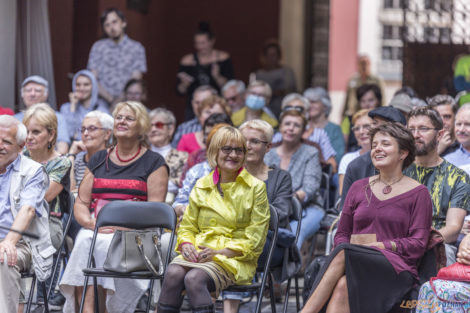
[
  {"x1": 272, "y1": 93, "x2": 337, "y2": 173},
  {"x1": 338, "y1": 109, "x2": 373, "y2": 195},
  {"x1": 265, "y1": 109, "x2": 324, "y2": 250},
  {"x1": 59, "y1": 101, "x2": 169, "y2": 313},
  {"x1": 416, "y1": 232, "x2": 470, "y2": 313},
  {"x1": 23, "y1": 103, "x2": 72, "y2": 302},
  {"x1": 157, "y1": 126, "x2": 270, "y2": 313},
  {"x1": 177, "y1": 95, "x2": 231, "y2": 154},
  {"x1": 148, "y1": 107, "x2": 188, "y2": 202},
  {"x1": 302, "y1": 123, "x2": 432, "y2": 313},
  {"x1": 68, "y1": 110, "x2": 113, "y2": 191},
  {"x1": 60, "y1": 70, "x2": 110, "y2": 141},
  {"x1": 223, "y1": 119, "x2": 297, "y2": 313}
]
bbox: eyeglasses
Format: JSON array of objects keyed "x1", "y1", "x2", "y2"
[
  {"x1": 220, "y1": 146, "x2": 245, "y2": 155},
  {"x1": 351, "y1": 124, "x2": 371, "y2": 132},
  {"x1": 115, "y1": 115, "x2": 136, "y2": 123},
  {"x1": 408, "y1": 127, "x2": 437, "y2": 134},
  {"x1": 247, "y1": 138, "x2": 268, "y2": 146},
  {"x1": 81, "y1": 126, "x2": 105, "y2": 133},
  {"x1": 283, "y1": 105, "x2": 304, "y2": 113},
  {"x1": 152, "y1": 121, "x2": 171, "y2": 129},
  {"x1": 224, "y1": 95, "x2": 238, "y2": 102}
]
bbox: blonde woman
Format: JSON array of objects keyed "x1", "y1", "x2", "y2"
[
  {"x1": 157, "y1": 126, "x2": 269, "y2": 313},
  {"x1": 60, "y1": 101, "x2": 169, "y2": 313}
]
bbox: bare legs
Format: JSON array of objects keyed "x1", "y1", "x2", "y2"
[
  {"x1": 301, "y1": 250, "x2": 349, "y2": 313},
  {"x1": 75, "y1": 285, "x2": 107, "y2": 313},
  {"x1": 223, "y1": 299, "x2": 240, "y2": 313}
]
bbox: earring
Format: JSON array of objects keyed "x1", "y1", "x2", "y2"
[{"x1": 48, "y1": 142, "x2": 52, "y2": 149}]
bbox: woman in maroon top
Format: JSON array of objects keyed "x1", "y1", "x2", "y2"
[
  {"x1": 302, "y1": 123, "x2": 432, "y2": 313},
  {"x1": 60, "y1": 101, "x2": 168, "y2": 313}
]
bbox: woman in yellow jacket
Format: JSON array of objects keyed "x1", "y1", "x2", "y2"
[{"x1": 157, "y1": 126, "x2": 270, "y2": 313}]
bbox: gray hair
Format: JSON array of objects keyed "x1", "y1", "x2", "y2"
[
  {"x1": 303, "y1": 87, "x2": 332, "y2": 117},
  {"x1": 457, "y1": 103, "x2": 470, "y2": 114},
  {"x1": 193, "y1": 85, "x2": 218, "y2": 98},
  {"x1": 84, "y1": 111, "x2": 114, "y2": 130},
  {"x1": 222, "y1": 80, "x2": 246, "y2": 94},
  {"x1": 149, "y1": 107, "x2": 176, "y2": 126},
  {"x1": 281, "y1": 93, "x2": 310, "y2": 113},
  {"x1": 0, "y1": 115, "x2": 27, "y2": 145},
  {"x1": 239, "y1": 119, "x2": 274, "y2": 143}
]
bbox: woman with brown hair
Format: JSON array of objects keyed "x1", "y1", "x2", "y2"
[{"x1": 302, "y1": 123, "x2": 432, "y2": 313}]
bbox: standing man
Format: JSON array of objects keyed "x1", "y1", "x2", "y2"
[
  {"x1": 427, "y1": 94, "x2": 459, "y2": 156},
  {"x1": 14, "y1": 75, "x2": 70, "y2": 154},
  {"x1": 0, "y1": 116, "x2": 53, "y2": 312},
  {"x1": 221, "y1": 80, "x2": 245, "y2": 113},
  {"x1": 343, "y1": 55, "x2": 385, "y2": 117},
  {"x1": 444, "y1": 104, "x2": 470, "y2": 170},
  {"x1": 87, "y1": 8, "x2": 147, "y2": 109},
  {"x1": 405, "y1": 107, "x2": 470, "y2": 264}
]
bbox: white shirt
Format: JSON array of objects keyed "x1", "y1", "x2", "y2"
[{"x1": 338, "y1": 150, "x2": 361, "y2": 175}]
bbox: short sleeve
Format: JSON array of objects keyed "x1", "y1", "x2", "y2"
[
  {"x1": 87, "y1": 42, "x2": 100, "y2": 71},
  {"x1": 133, "y1": 43, "x2": 147, "y2": 73},
  {"x1": 87, "y1": 150, "x2": 108, "y2": 174},
  {"x1": 19, "y1": 167, "x2": 48, "y2": 216},
  {"x1": 47, "y1": 157, "x2": 71, "y2": 185},
  {"x1": 56, "y1": 112, "x2": 71, "y2": 144},
  {"x1": 450, "y1": 173, "x2": 470, "y2": 213}
]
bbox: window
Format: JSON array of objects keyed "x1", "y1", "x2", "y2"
[
  {"x1": 382, "y1": 46, "x2": 393, "y2": 60},
  {"x1": 383, "y1": 24, "x2": 403, "y2": 40},
  {"x1": 382, "y1": 46, "x2": 402, "y2": 60},
  {"x1": 383, "y1": 25, "x2": 394, "y2": 39},
  {"x1": 384, "y1": 0, "x2": 404, "y2": 9}
]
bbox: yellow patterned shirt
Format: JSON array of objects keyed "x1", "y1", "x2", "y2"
[
  {"x1": 405, "y1": 160, "x2": 470, "y2": 229},
  {"x1": 176, "y1": 168, "x2": 270, "y2": 284}
]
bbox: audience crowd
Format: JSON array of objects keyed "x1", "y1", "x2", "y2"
[{"x1": 2, "y1": 6, "x2": 470, "y2": 313}]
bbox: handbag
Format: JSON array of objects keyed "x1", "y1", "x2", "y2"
[
  {"x1": 429, "y1": 262, "x2": 470, "y2": 303},
  {"x1": 103, "y1": 229, "x2": 165, "y2": 276}
]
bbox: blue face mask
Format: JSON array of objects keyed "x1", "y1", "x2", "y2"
[{"x1": 245, "y1": 95, "x2": 266, "y2": 110}]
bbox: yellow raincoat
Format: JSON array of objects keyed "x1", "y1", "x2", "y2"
[{"x1": 176, "y1": 168, "x2": 270, "y2": 285}]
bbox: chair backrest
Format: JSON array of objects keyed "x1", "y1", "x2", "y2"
[
  {"x1": 268, "y1": 205, "x2": 279, "y2": 232},
  {"x1": 96, "y1": 200, "x2": 176, "y2": 230},
  {"x1": 321, "y1": 172, "x2": 330, "y2": 210},
  {"x1": 291, "y1": 196, "x2": 302, "y2": 222}
]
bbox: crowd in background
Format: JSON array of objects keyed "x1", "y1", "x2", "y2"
[{"x1": 2, "y1": 6, "x2": 470, "y2": 313}]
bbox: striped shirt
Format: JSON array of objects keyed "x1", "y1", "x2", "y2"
[
  {"x1": 74, "y1": 152, "x2": 87, "y2": 187},
  {"x1": 272, "y1": 128, "x2": 336, "y2": 161}
]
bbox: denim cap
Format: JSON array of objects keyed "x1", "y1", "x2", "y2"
[
  {"x1": 22, "y1": 75, "x2": 48, "y2": 88},
  {"x1": 368, "y1": 106, "x2": 407, "y2": 126}
]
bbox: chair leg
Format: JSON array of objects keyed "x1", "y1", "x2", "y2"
[
  {"x1": 295, "y1": 275, "x2": 300, "y2": 312},
  {"x1": 282, "y1": 278, "x2": 291, "y2": 313},
  {"x1": 25, "y1": 275, "x2": 36, "y2": 313},
  {"x1": 93, "y1": 277, "x2": 99, "y2": 312},
  {"x1": 146, "y1": 279, "x2": 155, "y2": 313},
  {"x1": 78, "y1": 276, "x2": 90, "y2": 313},
  {"x1": 268, "y1": 274, "x2": 277, "y2": 313},
  {"x1": 42, "y1": 282, "x2": 50, "y2": 313}
]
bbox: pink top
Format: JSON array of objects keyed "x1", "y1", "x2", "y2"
[
  {"x1": 177, "y1": 132, "x2": 202, "y2": 154},
  {"x1": 335, "y1": 178, "x2": 432, "y2": 280}
]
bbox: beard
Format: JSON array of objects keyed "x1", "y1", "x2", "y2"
[{"x1": 415, "y1": 137, "x2": 438, "y2": 156}]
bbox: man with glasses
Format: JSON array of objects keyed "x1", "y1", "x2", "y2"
[
  {"x1": 405, "y1": 106, "x2": 470, "y2": 264},
  {"x1": 222, "y1": 80, "x2": 245, "y2": 113}
]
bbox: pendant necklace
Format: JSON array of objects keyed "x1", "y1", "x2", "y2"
[{"x1": 379, "y1": 174, "x2": 404, "y2": 194}]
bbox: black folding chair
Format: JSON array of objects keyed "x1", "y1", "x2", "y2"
[
  {"x1": 280, "y1": 197, "x2": 302, "y2": 313},
  {"x1": 22, "y1": 272, "x2": 49, "y2": 313},
  {"x1": 224, "y1": 206, "x2": 279, "y2": 313},
  {"x1": 78, "y1": 201, "x2": 177, "y2": 313}
]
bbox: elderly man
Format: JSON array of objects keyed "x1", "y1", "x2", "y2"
[
  {"x1": 171, "y1": 85, "x2": 217, "y2": 147},
  {"x1": 222, "y1": 80, "x2": 245, "y2": 113},
  {"x1": 0, "y1": 115, "x2": 53, "y2": 312},
  {"x1": 427, "y1": 94, "x2": 459, "y2": 156},
  {"x1": 405, "y1": 107, "x2": 470, "y2": 264},
  {"x1": 14, "y1": 75, "x2": 70, "y2": 154},
  {"x1": 444, "y1": 104, "x2": 470, "y2": 173}
]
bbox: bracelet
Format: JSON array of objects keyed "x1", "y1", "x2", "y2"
[
  {"x1": 66, "y1": 153, "x2": 76, "y2": 159},
  {"x1": 178, "y1": 241, "x2": 193, "y2": 251}
]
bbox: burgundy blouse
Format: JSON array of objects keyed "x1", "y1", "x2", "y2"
[{"x1": 335, "y1": 178, "x2": 432, "y2": 279}]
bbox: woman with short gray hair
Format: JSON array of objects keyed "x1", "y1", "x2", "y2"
[
  {"x1": 304, "y1": 87, "x2": 345, "y2": 164},
  {"x1": 148, "y1": 107, "x2": 188, "y2": 202}
]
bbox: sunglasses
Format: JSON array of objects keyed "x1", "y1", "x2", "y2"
[
  {"x1": 283, "y1": 105, "x2": 304, "y2": 113},
  {"x1": 152, "y1": 122, "x2": 171, "y2": 129}
]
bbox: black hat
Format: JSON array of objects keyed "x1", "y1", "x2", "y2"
[{"x1": 368, "y1": 106, "x2": 406, "y2": 125}]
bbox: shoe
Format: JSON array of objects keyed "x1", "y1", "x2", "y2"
[{"x1": 48, "y1": 292, "x2": 65, "y2": 311}]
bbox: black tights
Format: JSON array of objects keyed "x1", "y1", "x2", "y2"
[{"x1": 158, "y1": 264, "x2": 215, "y2": 307}]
